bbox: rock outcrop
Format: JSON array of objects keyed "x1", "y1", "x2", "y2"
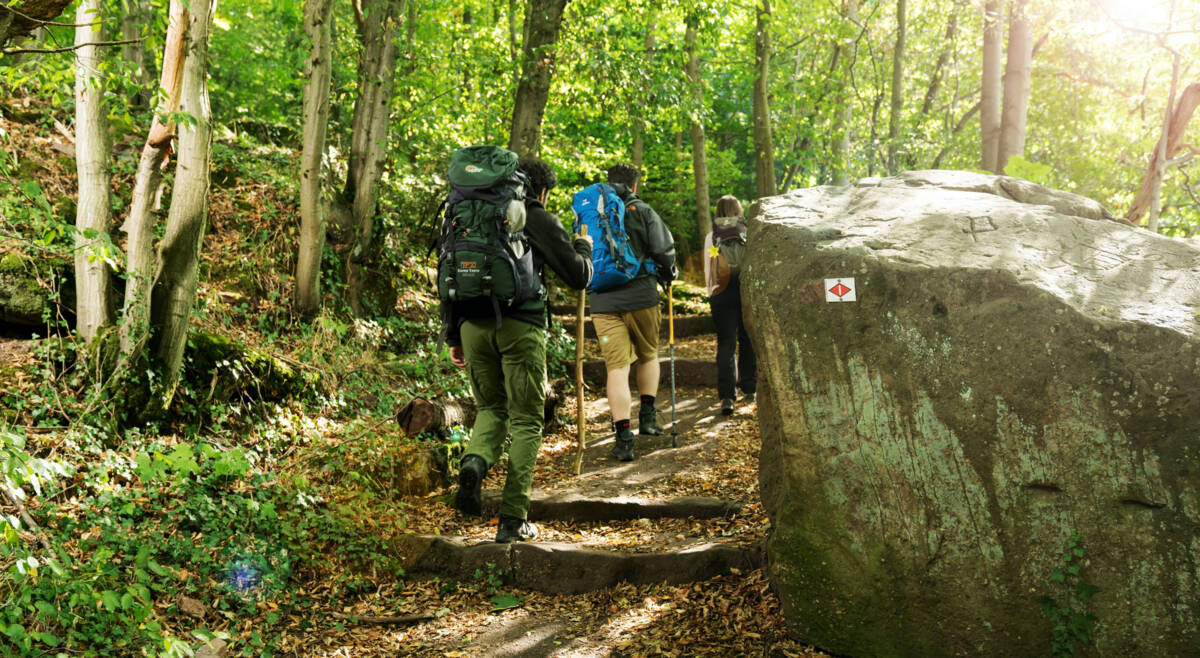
[{"x1": 745, "y1": 170, "x2": 1200, "y2": 656}]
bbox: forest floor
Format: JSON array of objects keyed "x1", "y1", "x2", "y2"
[{"x1": 270, "y1": 375, "x2": 824, "y2": 657}]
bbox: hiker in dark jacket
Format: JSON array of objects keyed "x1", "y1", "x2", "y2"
[
  {"x1": 590, "y1": 163, "x2": 676, "y2": 462},
  {"x1": 447, "y1": 156, "x2": 593, "y2": 543},
  {"x1": 703, "y1": 194, "x2": 756, "y2": 415}
]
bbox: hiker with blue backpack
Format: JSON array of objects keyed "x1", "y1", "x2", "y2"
[
  {"x1": 703, "y1": 195, "x2": 756, "y2": 416},
  {"x1": 437, "y1": 147, "x2": 593, "y2": 543},
  {"x1": 572, "y1": 164, "x2": 676, "y2": 462}
]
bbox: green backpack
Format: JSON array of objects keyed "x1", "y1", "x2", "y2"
[{"x1": 435, "y1": 146, "x2": 542, "y2": 323}]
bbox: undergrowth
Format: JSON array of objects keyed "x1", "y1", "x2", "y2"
[{"x1": 0, "y1": 102, "x2": 484, "y2": 655}]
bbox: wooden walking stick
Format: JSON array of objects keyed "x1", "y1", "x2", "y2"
[
  {"x1": 573, "y1": 225, "x2": 588, "y2": 475},
  {"x1": 668, "y1": 281, "x2": 678, "y2": 448}
]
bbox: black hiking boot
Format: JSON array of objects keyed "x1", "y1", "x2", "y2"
[
  {"x1": 611, "y1": 429, "x2": 635, "y2": 462},
  {"x1": 453, "y1": 454, "x2": 487, "y2": 517},
  {"x1": 495, "y1": 514, "x2": 538, "y2": 543},
  {"x1": 743, "y1": 392, "x2": 756, "y2": 404},
  {"x1": 720, "y1": 398, "x2": 735, "y2": 416},
  {"x1": 638, "y1": 403, "x2": 664, "y2": 436}
]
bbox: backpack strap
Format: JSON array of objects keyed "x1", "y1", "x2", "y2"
[{"x1": 622, "y1": 199, "x2": 653, "y2": 276}]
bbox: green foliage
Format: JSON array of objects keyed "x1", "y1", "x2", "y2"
[
  {"x1": 473, "y1": 562, "x2": 524, "y2": 611},
  {"x1": 1037, "y1": 532, "x2": 1100, "y2": 658},
  {"x1": 1004, "y1": 155, "x2": 1055, "y2": 187}
]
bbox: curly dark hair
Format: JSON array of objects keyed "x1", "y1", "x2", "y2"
[
  {"x1": 606, "y1": 163, "x2": 641, "y2": 188},
  {"x1": 517, "y1": 157, "x2": 558, "y2": 196}
]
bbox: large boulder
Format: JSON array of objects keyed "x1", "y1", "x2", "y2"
[{"x1": 745, "y1": 170, "x2": 1200, "y2": 656}]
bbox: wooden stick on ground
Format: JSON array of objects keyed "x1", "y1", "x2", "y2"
[
  {"x1": 331, "y1": 612, "x2": 434, "y2": 625},
  {"x1": 2, "y1": 485, "x2": 53, "y2": 553}
]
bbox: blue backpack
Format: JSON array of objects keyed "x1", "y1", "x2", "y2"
[{"x1": 571, "y1": 183, "x2": 655, "y2": 292}]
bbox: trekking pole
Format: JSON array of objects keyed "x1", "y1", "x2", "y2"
[
  {"x1": 669, "y1": 282, "x2": 678, "y2": 448},
  {"x1": 573, "y1": 226, "x2": 588, "y2": 476}
]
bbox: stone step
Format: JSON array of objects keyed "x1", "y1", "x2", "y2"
[
  {"x1": 480, "y1": 494, "x2": 740, "y2": 523},
  {"x1": 396, "y1": 535, "x2": 763, "y2": 595},
  {"x1": 555, "y1": 314, "x2": 714, "y2": 340}
]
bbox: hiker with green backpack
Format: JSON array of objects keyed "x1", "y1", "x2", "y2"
[
  {"x1": 703, "y1": 194, "x2": 757, "y2": 416},
  {"x1": 436, "y1": 147, "x2": 593, "y2": 543}
]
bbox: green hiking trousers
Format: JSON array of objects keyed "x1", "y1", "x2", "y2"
[{"x1": 460, "y1": 317, "x2": 547, "y2": 520}]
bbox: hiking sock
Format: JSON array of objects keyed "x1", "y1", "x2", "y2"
[
  {"x1": 613, "y1": 419, "x2": 631, "y2": 435},
  {"x1": 639, "y1": 394, "x2": 656, "y2": 407}
]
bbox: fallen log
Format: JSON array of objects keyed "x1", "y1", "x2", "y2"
[{"x1": 396, "y1": 379, "x2": 573, "y2": 438}]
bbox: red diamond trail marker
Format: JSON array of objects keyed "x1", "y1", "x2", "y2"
[{"x1": 825, "y1": 278, "x2": 857, "y2": 302}]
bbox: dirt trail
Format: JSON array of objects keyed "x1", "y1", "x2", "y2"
[{"x1": 279, "y1": 329, "x2": 824, "y2": 657}]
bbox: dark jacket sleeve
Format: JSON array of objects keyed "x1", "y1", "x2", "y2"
[
  {"x1": 631, "y1": 200, "x2": 676, "y2": 281},
  {"x1": 527, "y1": 204, "x2": 593, "y2": 291},
  {"x1": 441, "y1": 303, "x2": 462, "y2": 347}
]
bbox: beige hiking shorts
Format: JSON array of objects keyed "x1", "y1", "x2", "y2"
[{"x1": 592, "y1": 305, "x2": 661, "y2": 370}]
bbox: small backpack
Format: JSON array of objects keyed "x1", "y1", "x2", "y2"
[
  {"x1": 571, "y1": 183, "x2": 655, "y2": 293},
  {"x1": 710, "y1": 216, "x2": 747, "y2": 293},
  {"x1": 434, "y1": 146, "x2": 542, "y2": 324}
]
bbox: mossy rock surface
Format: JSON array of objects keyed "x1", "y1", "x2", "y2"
[
  {"x1": 185, "y1": 331, "x2": 320, "y2": 403},
  {"x1": 0, "y1": 251, "x2": 73, "y2": 327},
  {"x1": 746, "y1": 171, "x2": 1200, "y2": 656}
]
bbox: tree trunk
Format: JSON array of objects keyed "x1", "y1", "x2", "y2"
[
  {"x1": 507, "y1": 0, "x2": 521, "y2": 89},
  {"x1": 980, "y1": 0, "x2": 1003, "y2": 172},
  {"x1": 886, "y1": 0, "x2": 906, "y2": 174},
  {"x1": 1128, "y1": 80, "x2": 1200, "y2": 225},
  {"x1": 121, "y1": 0, "x2": 155, "y2": 107},
  {"x1": 0, "y1": 0, "x2": 74, "y2": 49},
  {"x1": 73, "y1": 0, "x2": 114, "y2": 343},
  {"x1": 997, "y1": 0, "x2": 1032, "y2": 172},
  {"x1": 752, "y1": 0, "x2": 776, "y2": 198},
  {"x1": 296, "y1": 0, "x2": 334, "y2": 317},
  {"x1": 148, "y1": 0, "x2": 214, "y2": 403},
  {"x1": 343, "y1": 0, "x2": 404, "y2": 316},
  {"x1": 685, "y1": 20, "x2": 711, "y2": 238},
  {"x1": 507, "y1": 0, "x2": 569, "y2": 157},
  {"x1": 397, "y1": 380, "x2": 570, "y2": 437},
  {"x1": 119, "y1": 0, "x2": 189, "y2": 359},
  {"x1": 831, "y1": 0, "x2": 859, "y2": 185},
  {"x1": 631, "y1": 5, "x2": 658, "y2": 170},
  {"x1": 932, "y1": 100, "x2": 980, "y2": 168},
  {"x1": 921, "y1": 0, "x2": 961, "y2": 117}
]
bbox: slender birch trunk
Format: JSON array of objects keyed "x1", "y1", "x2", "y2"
[
  {"x1": 121, "y1": 0, "x2": 155, "y2": 107},
  {"x1": 831, "y1": 0, "x2": 859, "y2": 185},
  {"x1": 1127, "y1": 81, "x2": 1200, "y2": 225},
  {"x1": 685, "y1": 19, "x2": 711, "y2": 238},
  {"x1": 120, "y1": 0, "x2": 189, "y2": 359},
  {"x1": 1146, "y1": 53, "x2": 1181, "y2": 234},
  {"x1": 74, "y1": 0, "x2": 114, "y2": 343},
  {"x1": 997, "y1": 0, "x2": 1032, "y2": 172},
  {"x1": 296, "y1": 0, "x2": 334, "y2": 317},
  {"x1": 887, "y1": 0, "x2": 906, "y2": 174},
  {"x1": 980, "y1": 0, "x2": 1003, "y2": 172},
  {"x1": 149, "y1": 0, "x2": 215, "y2": 403},
  {"x1": 752, "y1": 0, "x2": 776, "y2": 198}
]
